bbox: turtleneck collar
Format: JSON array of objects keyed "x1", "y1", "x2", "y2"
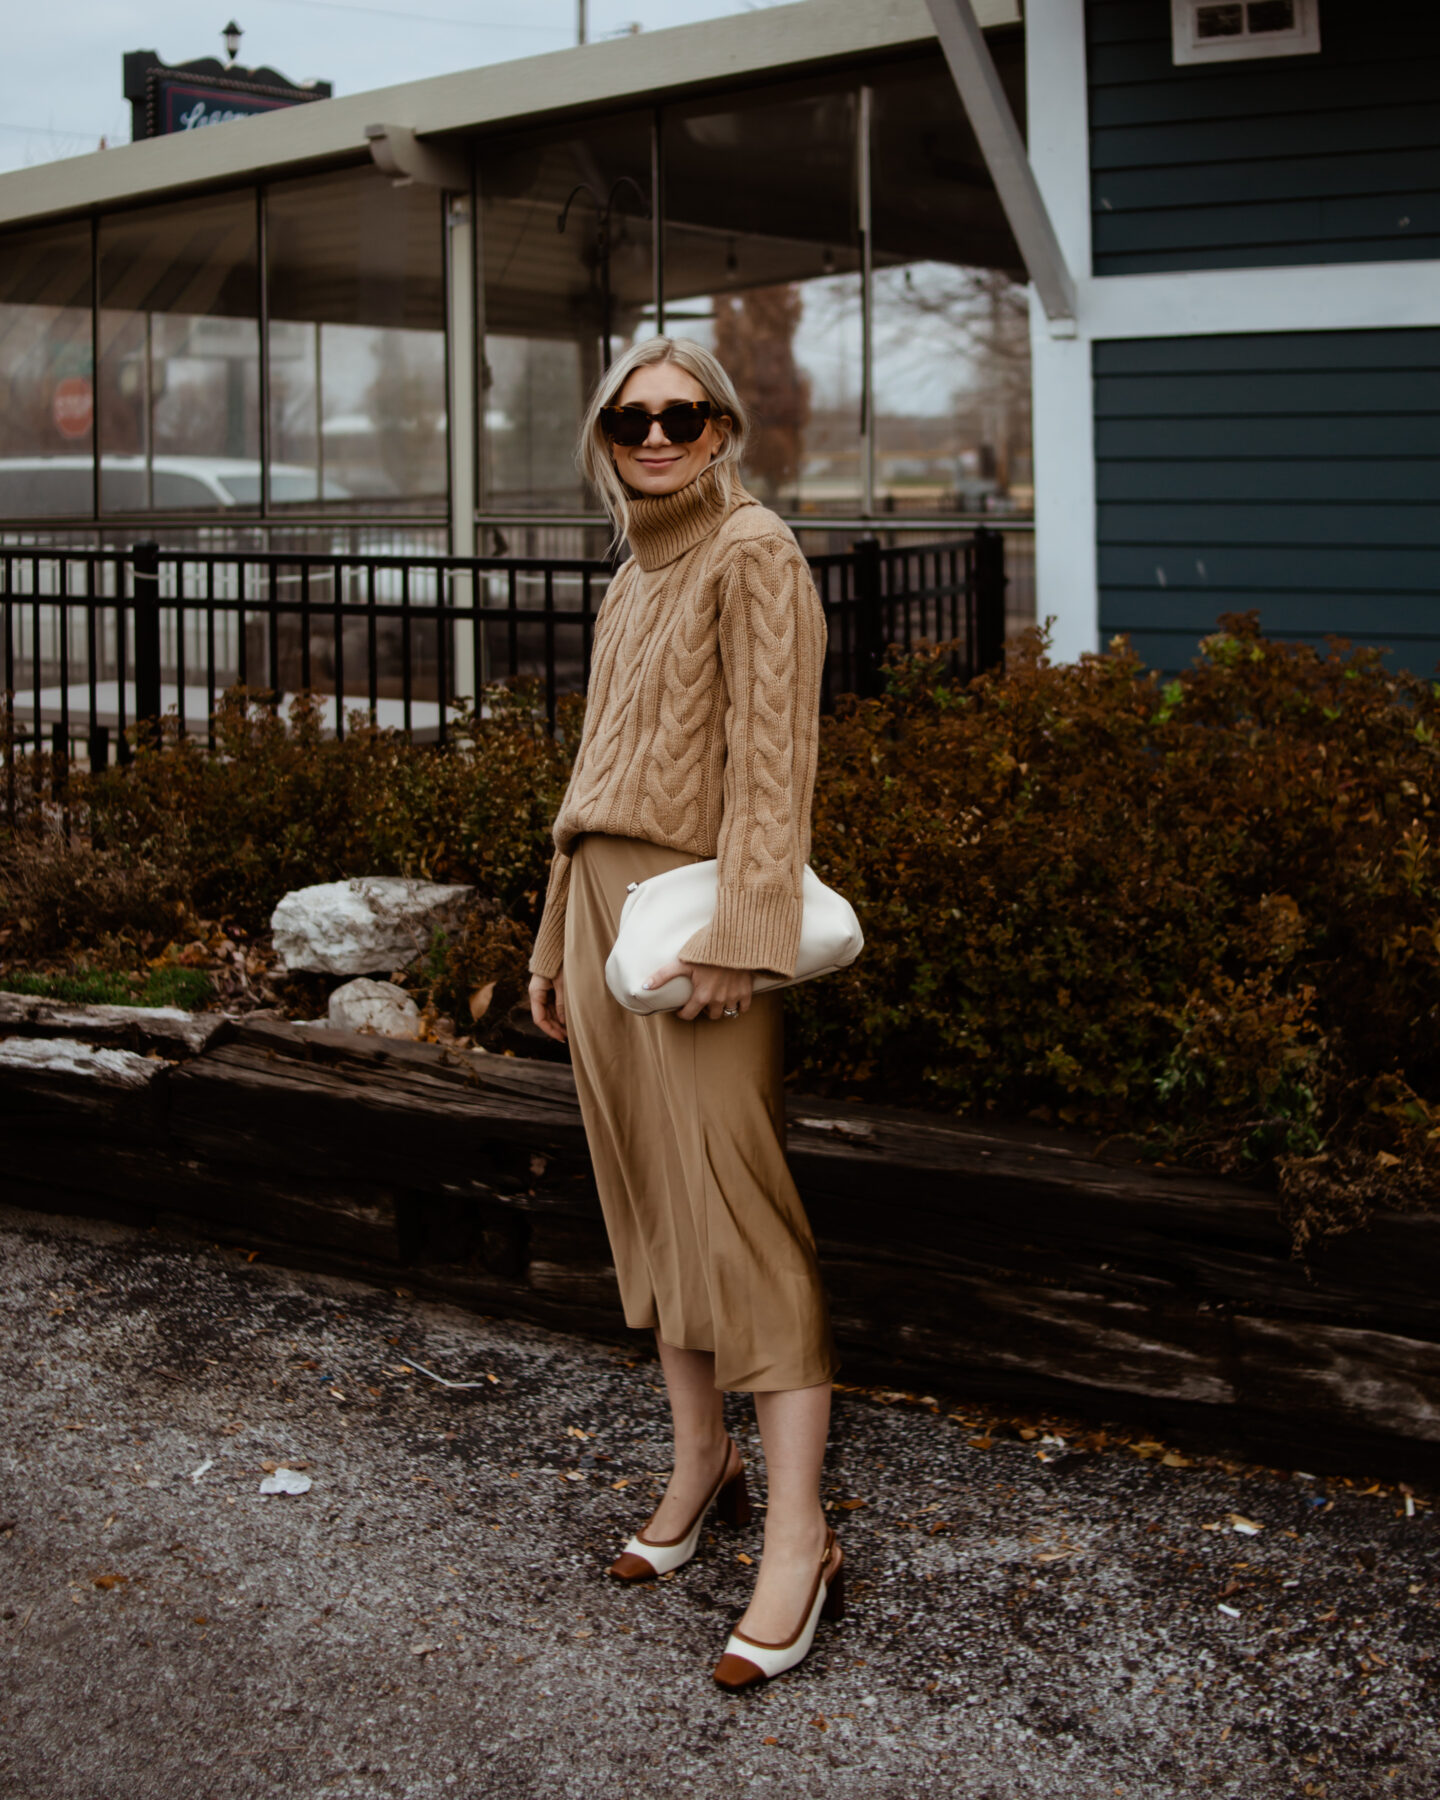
[{"x1": 624, "y1": 467, "x2": 750, "y2": 572}]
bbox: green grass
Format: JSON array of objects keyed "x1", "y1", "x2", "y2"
[{"x1": 0, "y1": 966, "x2": 213, "y2": 1010}]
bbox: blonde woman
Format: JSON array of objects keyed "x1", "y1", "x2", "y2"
[{"x1": 527, "y1": 338, "x2": 843, "y2": 1687}]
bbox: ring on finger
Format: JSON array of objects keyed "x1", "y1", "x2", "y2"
[{"x1": 721, "y1": 1006, "x2": 739, "y2": 1018}]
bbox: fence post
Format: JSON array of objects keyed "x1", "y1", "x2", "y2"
[
  {"x1": 132, "y1": 540, "x2": 162, "y2": 748},
  {"x1": 973, "y1": 526, "x2": 1007, "y2": 675},
  {"x1": 853, "y1": 534, "x2": 884, "y2": 699},
  {"x1": 50, "y1": 722, "x2": 69, "y2": 802}
]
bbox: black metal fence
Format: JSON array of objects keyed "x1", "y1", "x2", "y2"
[{"x1": 1, "y1": 529, "x2": 1005, "y2": 804}]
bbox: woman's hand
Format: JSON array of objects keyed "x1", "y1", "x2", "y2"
[
  {"x1": 644, "y1": 959, "x2": 754, "y2": 1023},
  {"x1": 529, "y1": 969, "x2": 568, "y2": 1044}
]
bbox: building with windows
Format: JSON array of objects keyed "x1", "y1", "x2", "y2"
[{"x1": 0, "y1": 0, "x2": 1437, "y2": 670}]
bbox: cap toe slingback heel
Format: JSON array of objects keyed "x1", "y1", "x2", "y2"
[
  {"x1": 712, "y1": 1528, "x2": 844, "y2": 1689},
  {"x1": 608, "y1": 1436, "x2": 750, "y2": 1582}
]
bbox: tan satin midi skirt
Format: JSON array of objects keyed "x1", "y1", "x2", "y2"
[{"x1": 563, "y1": 832, "x2": 836, "y2": 1394}]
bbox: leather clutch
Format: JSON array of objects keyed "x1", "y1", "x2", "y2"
[{"x1": 604, "y1": 858, "x2": 864, "y2": 1015}]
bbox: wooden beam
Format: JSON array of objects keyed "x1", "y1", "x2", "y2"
[{"x1": 924, "y1": 0, "x2": 1078, "y2": 328}]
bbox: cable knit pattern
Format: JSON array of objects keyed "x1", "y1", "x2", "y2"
[{"x1": 528, "y1": 469, "x2": 826, "y2": 982}]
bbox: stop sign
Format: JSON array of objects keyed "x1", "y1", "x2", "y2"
[{"x1": 53, "y1": 376, "x2": 93, "y2": 440}]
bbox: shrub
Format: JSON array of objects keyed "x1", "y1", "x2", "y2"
[
  {"x1": 9, "y1": 619, "x2": 1440, "y2": 1243},
  {"x1": 77, "y1": 682, "x2": 577, "y2": 935},
  {"x1": 788, "y1": 615, "x2": 1440, "y2": 1243}
]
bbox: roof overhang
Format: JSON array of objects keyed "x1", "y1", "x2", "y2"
[{"x1": 0, "y1": 0, "x2": 1020, "y2": 233}]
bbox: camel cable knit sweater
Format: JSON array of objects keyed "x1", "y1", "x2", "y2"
[{"x1": 527, "y1": 470, "x2": 826, "y2": 983}]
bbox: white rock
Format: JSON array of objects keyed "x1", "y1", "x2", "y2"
[
  {"x1": 259, "y1": 1468, "x2": 313, "y2": 1496},
  {"x1": 270, "y1": 877, "x2": 472, "y2": 975},
  {"x1": 326, "y1": 978, "x2": 421, "y2": 1039}
]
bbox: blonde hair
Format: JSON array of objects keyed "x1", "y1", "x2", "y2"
[{"x1": 577, "y1": 337, "x2": 749, "y2": 545}]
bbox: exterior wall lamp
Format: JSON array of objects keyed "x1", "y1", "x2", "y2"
[{"x1": 222, "y1": 20, "x2": 243, "y2": 64}]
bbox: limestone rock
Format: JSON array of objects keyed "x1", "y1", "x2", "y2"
[
  {"x1": 270, "y1": 877, "x2": 472, "y2": 975},
  {"x1": 326, "y1": 978, "x2": 422, "y2": 1039}
]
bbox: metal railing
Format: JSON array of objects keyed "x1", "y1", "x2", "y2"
[{"x1": 2, "y1": 529, "x2": 1006, "y2": 809}]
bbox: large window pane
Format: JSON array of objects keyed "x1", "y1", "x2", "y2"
[
  {"x1": 479, "y1": 113, "x2": 653, "y2": 515},
  {"x1": 663, "y1": 78, "x2": 862, "y2": 514},
  {"x1": 98, "y1": 193, "x2": 260, "y2": 513},
  {"x1": 266, "y1": 167, "x2": 447, "y2": 511},
  {"x1": 0, "y1": 224, "x2": 95, "y2": 520},
  {"x1": 869, "y1": 54, "x2": 1032, "y2": 518}
]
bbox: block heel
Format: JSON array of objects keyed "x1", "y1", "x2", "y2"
[
  {"x1": 821, "y1": 1557, "x2": 845, "y2": 1621},
  {"x1": 715, "y1": 1463, "x2": 751, "y2": 1529}
]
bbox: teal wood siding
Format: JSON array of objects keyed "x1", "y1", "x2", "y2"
[
  {"x1": 1095, "y1": 329, "x2": 1440, "y2": 673},
  {"x1": 1089, "y1": 0, "x2": 1440, "y2": 274}
]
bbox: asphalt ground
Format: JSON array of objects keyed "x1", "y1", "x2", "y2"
[{"x1": 1, "y1": 1202, "x2": 1436, "y2": 1800}]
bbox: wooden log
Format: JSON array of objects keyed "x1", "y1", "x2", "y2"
[
  {"x1": 0, "y1": 994, "x2": 228, "y2": 1058},
  {"x1": 1, "y1": 1135, "x2": 407, "y2": 1262},
  {"x1": 7, "y1": 1009, "x2": 1440, "y2": 1474},
  {"x1": 0, "y1": 1036, "x2": 167, "y2": 1138}
]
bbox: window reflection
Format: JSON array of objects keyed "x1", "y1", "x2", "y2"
[
  {"x1": 662, "y1": 81, "x2": 861, "y2": 513},
  {"x1": 266, "y1": 167, "x2": 447, "y2": 510},
  {"x1": 97, "y1": 193, "x2": 260, "y2": 513},
  {"x1": 479, "y1": 114, "x2": 653, "y2": 514},
  {"x1": 0, "y1": 224, "x2": 95, "y2": 519},
  {"x1": 869, "y1": 55, "x2": 1032, "y2": 517}
]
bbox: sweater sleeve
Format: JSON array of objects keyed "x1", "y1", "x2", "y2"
[
  {"x1": 676, "y1": 533, "x2": 825, "y2": 977},
  {"x1": 527, "y1": 847, "x2": 572, "y2": 980}
]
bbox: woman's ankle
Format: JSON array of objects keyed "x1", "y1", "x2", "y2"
[
  {"x1": 760, "y1": 1504, "x2": 827, "y2": 1557},
  {"x1": 671, "y1": 1426, "x2": 730, "y2": 1470}
]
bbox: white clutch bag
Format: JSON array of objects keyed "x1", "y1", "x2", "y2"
[{"x1": 605, "y1": 860, "x2": 864, "y2": 1016}]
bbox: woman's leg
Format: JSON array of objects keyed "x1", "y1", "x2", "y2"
[
  {"x1": 736, "y1": 1381, "x2": 832, "y2": 1641},
  {"x1": 642, "y1": 1332, "x2": 731, "y2": 1539}
]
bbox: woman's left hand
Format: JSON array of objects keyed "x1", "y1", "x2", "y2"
[{"x1": 644, "y1": 959, "x2": 754, "y2": 1022}]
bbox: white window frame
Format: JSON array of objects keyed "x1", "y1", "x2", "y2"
[{"x1": 1171, "y1": 0, "x2": 1321, "y2": 66}]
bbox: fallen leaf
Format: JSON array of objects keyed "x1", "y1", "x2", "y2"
[
  {"x1": 468, "y1": 981, "x2": 496, "y2": 1023},
  {"x1": 968, "y1": 1437, "x2": 993, "y2": 1451},
  {"x1": 92, "y1": 1574, "x2": 128, "y2": 1590},
  {"x1": 193, "y1": 1615, "x2": 208, "y2": 1625},
  {"x1": 612, "y1": 1477, "x2": 630, "y2": 1490},
  {"x1": 1229, "y1": 1514, "x2": 1264, "y2": 1536},
  {"x1": 409, "y1": 1641, "x2": 440, "y2": 1657},
  {"x1": 811, "y1": 1716, "x2": 827, "y2": 1730},
  {"x1": 737, "y1": 1552, "x2": 753, "y2": 1565},
  {"x1": 1161, "y1": 1452, "x2": 1193, "y2": 1468},
  {"x1": 762, "y1": 1737, "x2": 778, "y2": 1746},
  {"x1": 839, "y1": 1498, "x2": 867, "y2": 1511}
]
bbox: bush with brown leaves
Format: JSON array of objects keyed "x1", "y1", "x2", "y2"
[{"x1": 788, "y1": 614, "x2": 1440, "y2": 1243}]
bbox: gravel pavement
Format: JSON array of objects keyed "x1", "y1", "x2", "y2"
[{"x1": 1, "y1": 1202, "x2": 1436, "y2": 1800}]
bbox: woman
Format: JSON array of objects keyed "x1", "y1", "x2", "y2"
[{"x1": 526, "y1": 337, "x2": 843, "y2": 1688}]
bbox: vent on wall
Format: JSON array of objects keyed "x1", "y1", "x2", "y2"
[{"x1": 1170, "y1": 0, "x2": 1321, "y2": 64}]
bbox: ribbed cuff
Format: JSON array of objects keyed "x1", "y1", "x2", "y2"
[
  {"x1": 678, "y1": 883, "x2": 803, "y2": 978},
  {"x1": 528, "y1": 850, "x2": 572, "y2": 980}
]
